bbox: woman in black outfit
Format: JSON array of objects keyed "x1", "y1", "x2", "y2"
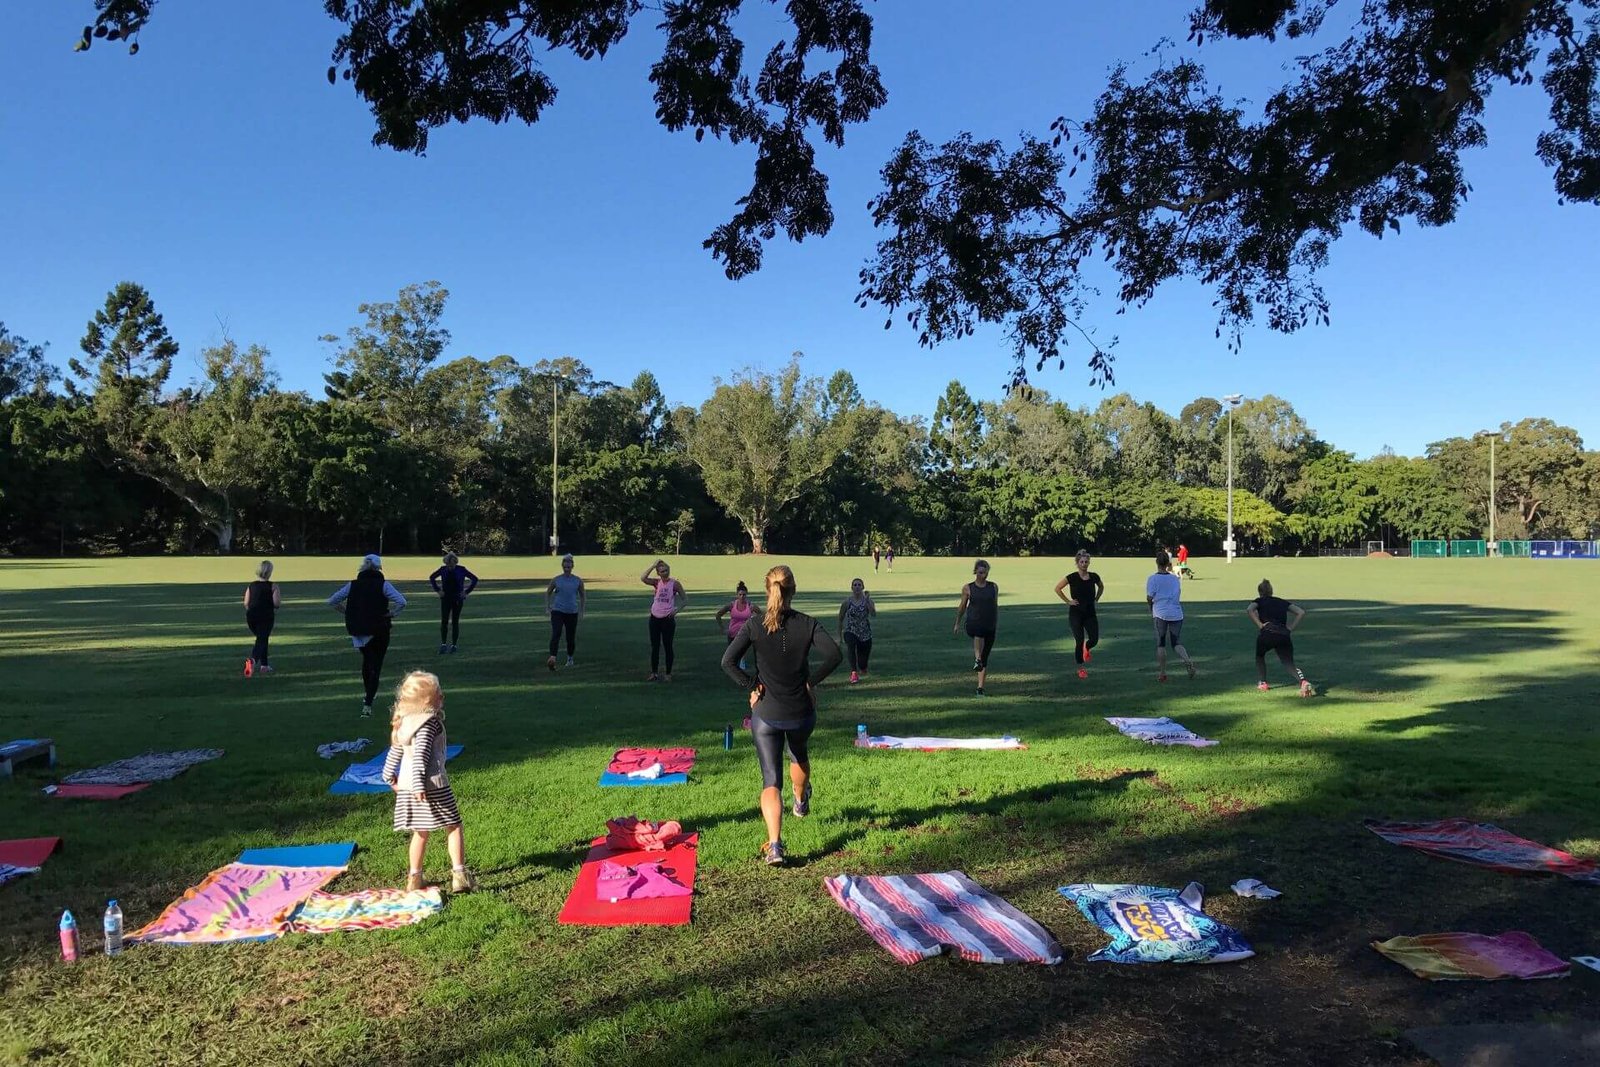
[
  {"x1": 243, "y1": 560, "x2": 281, "y2": 674},
  {"x1": 1248, "y1": 579, "x2": 1314, "y2": 696},
  {"x1": 954, "y1": 559, "x2": 999, "y2": 696},
  {"x1": 722, "y1": 564, "x2": 842, "y2": 866},
  {"x1": 428, "y1": 552, "x2": 479, "y2": 654},
  {"x1": 1054, "y1": 550, "x2": 1104, "y2": 680}
]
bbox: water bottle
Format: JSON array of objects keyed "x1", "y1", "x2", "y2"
[
  {"x1": 103, "y1": 900, "x2": 123, "y2": 957},
  {"x1": 722, "y1": 724, "x2": 733, "y2": 750},
  {"x1": 856, "y1": 723, "x2": 868, "y2": 747},
  {"x1": 59, "y1": 910, "x2": 79, "y2": 963}
]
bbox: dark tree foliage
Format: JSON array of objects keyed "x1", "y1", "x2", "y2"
[
  {"x1": 860, "y1": 0, "x2": 1600, "y2": 384},
  {"x1": 79, "y1": 0, "x2": 885, "y2": 281}
]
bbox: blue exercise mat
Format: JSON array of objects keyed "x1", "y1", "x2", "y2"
[
  {"x1": 329, "y1": 745, "x2": 464, "y2": 794},
  {"x1": 236, "y1": 842, "x2": 356, "y2": 868},
  {"x1": 598, "y1": 771, "x2": 689, "y2": 787}
]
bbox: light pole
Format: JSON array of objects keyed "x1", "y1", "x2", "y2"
[
  {"x1": 1222, "y1": 393, "x2": 1243, "y2": 562},
  {"x1": 1474, "y1": 429, "x2": 1497, "y2": 554},
  {"x1": 550, "y1": 372, "x2": 565, "y2": 557}
]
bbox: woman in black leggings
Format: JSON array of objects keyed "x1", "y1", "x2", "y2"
[
  {"x1": 722, "y1": 564, "x2": 842, "y2": 866},
  {"x1": 954, "y1": 559, "x2": 999, "y2": 696},
  {"x1": 1248, "y1": 579, "x2": 1314, "y2": 696}
]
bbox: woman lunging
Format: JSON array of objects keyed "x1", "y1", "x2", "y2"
[
  {"x1": 1248, "y1": 580, "x2": 1314, "y2": 696},
  {"x1": 1054, "y1": 550, "x2": 1103, "y2": 680},
  {"x1": 721, "y1": 565, "x2": 842, "y2": 866},
  {"x1": 837, "y1": 578, "x2": 876, "y2": 684}
]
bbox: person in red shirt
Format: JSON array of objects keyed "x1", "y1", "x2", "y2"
[{"x1": 1175, "y1": 543, "x2": 1194, "y2": 579}]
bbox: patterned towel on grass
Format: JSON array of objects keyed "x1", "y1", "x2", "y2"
[
  {"x1": 1060, "y1": 882, "x2": 1253, "y2": 964},
  {"x1": 1363, "y1": 818, "x2": 1600, "y2": 885},
  {"x1": 1104, "y1": 718, "x2": 1217, "y2": 748},
  {"x1": 825, "y1": 872, "x2": 1062, "y2": 964},
  {"x1": 1373, "y1": 932, "x2": 1571, "y2": 980},
  {"x1": 128, "y1": 863, "x2": 345, "y2": 945},
  {"x1": 0, "y1": 864, "x2": 41, "y2": 887},
  {"x1": 62, "y1": 748, "x2": 224, "y2": 785},
  {"x1": 861, "y1": 735, "x2": 1025, "y2": 751},
  {"x1": 289, "y1": 887, "x2": 442, "y2": 933}
]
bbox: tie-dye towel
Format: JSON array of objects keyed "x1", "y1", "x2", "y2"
[
  {"x1": 1373, "y1": 932, "x2": 1571, "y2": 980},
  {"x1": 1363, "y1": 818, "x2": 1600, "y2": 885},
  {"x1": 289, "y1": 888, "x2": 442, "y2": 933},
  {"x1": 1104, "y1": 718, "x2": 1217, "y2": 748},
  {"x1": 62, "y1": 748, "x2": 224, "y2": 785},
  {"x1": 128, "y1": 863, "x2": 345, "y2": 945},
  {"x1": 825, "y1": 872, "x2": 1062, "y2": 964},
  {"x1": 860, "y1": 736, "x2": 1025, "y2": 751},
  {"x1": 331, "y1": 745, "x2": 463, "y2": 794},
  {"x1": 1059, "y1": 882, "x2": 1253, "y2": 963}
]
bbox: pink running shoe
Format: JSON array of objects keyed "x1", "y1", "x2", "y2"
[
  {"x1": 1077, "y1": 669, "x2": 1088, "y2": 680},
  {"x1": 849, "y1": 671, "x2": 859, "y2": 684},
  {"x1": 1258, "y1": 681, "x2": 1270, "y2": 692}
]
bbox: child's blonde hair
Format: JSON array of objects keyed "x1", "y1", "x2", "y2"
[
  {"x1": 391, "y1": 670, "x2": 444, "y2": 730},
  {"x1": 255, "y1": 560, "x2": 274, "y2": 580}
]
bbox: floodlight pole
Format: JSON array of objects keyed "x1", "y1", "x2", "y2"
[
  {"x1": 1223, "y1": 394, "x2": 1243, "y2": 562},
  {"x1": 1476, "y1": 430, "x2": 1497, "y2": 553},
  {"x1": 551, "y1": 374, "x2": 560, "y2": 556}
]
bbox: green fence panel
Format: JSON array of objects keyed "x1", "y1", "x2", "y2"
[
  {"x1": 1496, "y1": 540, "x2": 1531, "y2": 557},
  {"x1": 1411, "y1": 540, "x2": 1447, "y2": 558},
  {"x1": 1450, "y1": 540, "x2": 1487, "y2": 557}
]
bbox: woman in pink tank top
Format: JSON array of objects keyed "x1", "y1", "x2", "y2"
[
  {"x1": 641, "y1": 559, "x2": 686, "y2": 681},
  {"x1": 715, "y1": 581, "x2": 754, "y2": 673}
]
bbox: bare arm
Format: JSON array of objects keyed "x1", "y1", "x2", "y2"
[
  {"x1": 1247, "y1": 604, "x2": 1263, "y2": 630},
  {"x1": 837, "y1": 600, "x2": 847, "y2": 633},
  {"x1": 865, "y1": 593, "x2": 876, "y2": 617},
  {"x1": 272, "y1": 584, "x2": 282, "y2": 609},
  {"x1": 1093, "y1": 575, "x2": 1104, "y2": 602},
  {"x1": 954, "y1": 585, "x2": 970, "y2": 631},
  {"x1": 1288, "y1": 604, "x2": 1306, "y2": 631},
  {"x1": 640, "y1": 560, "x2": 663, "y2": 585},
  {"x1": 1054, "y1": 575, "x2": 1075, "y2": 606},
  {"x1": 242, "y1": 587, "x2": 250, "y2": 608},
  {"x1": 673, "y1": 581, "x2": 686, "y2": 611},
  {"x1": 545, "y1": 580, "x2": 556, "y2": 615},
  {"x1": 578, "y1": 580, "x2": 586, "y2": 617}
]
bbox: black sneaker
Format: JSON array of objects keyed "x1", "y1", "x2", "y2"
[
  {"x1": 792, "y1": 783, "x2": 811, "y2": 817},
  {"x1": 976, "y1": 687, "x2": 985, "y2": 697},
  {"x1": 762, "y1": 840, "x2": 786, "y2": 866},
  {"x1": 971, "y1": 660, "x2": 982, "y2": 672}
]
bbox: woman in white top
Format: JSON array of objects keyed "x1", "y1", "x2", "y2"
[{"x1": 1144, "y1": 553, "x2": 1196, "y2": 682}]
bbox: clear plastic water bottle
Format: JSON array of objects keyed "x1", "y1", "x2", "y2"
[
  {"x1": 59, "y1": 910, "x2": 79, "y2": 963},
  {"x1": 103, "y1": 900, "x2": 124, "y2": 956},
  {"x1": 856, "y1": 723, "x2": 868, "y2": 747}
]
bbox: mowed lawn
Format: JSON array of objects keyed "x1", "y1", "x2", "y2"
[{"x1": 2, "y1": 554, "x2": 1598, "y2": 1066}]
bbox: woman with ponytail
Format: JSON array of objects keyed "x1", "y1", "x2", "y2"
[{"x1": 721, "y1": 564, "x2": 843, "y2": 866}]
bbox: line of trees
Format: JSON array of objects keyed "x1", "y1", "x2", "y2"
[{"x1": 3, "y1": 282, "x2": 1597, "y2": 557}]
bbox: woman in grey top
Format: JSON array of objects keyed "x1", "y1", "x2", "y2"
[
  {"x1": 954, "y1": 560, "x2": 999, "y2": 696},
  {"x1": 545, "y1": 553, "x2": 586, "y2": 670}
]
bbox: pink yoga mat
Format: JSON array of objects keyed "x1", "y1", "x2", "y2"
[
  {"x1": 0, "y1": 837, "x2": 62, "y2": 867},
  {"x1": 558, "y1": 833, "x2": 697, "y2": 927},
  {"x1": 50, "y1": 783, "x2": 150, "y2": 800}
]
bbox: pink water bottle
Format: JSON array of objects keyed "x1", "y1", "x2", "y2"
[{"x1": 59, "y1": 910, "x2": 79, "y2": 963}]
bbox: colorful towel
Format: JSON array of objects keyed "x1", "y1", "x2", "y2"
[
  {"x1": 861, "y1": 735, "x2": 1025, "y2": 751},
  {"x1": 0, "y1": 837, "x2": 62, "y2": 869},
  {"x1": 317, "y1": 739, "x2": 371, "y2": 759},
  {"x1": 1105, "y1": 717, "x2": 1217, "y2": 748},
  {"x1": 598, "y1": 771, "x2": 689, "y2": 787},
  {"x1": 0, "y1": 864, "x2": 41, "y2": 886},
  {"x1": 129, "y1": 862, "x2": 345, "y2": 945},
  {"x1": 46, "y1": 783, "x2": 150, "y2": 800},
  {"x1": 559, "y1": 833, "x2": 698, "y2": 926},
  {"x1": 62, "y1": 748, "x2": 223, "y2": 785},
  {"x1": 1373, "y1": 932, "x2": 1571, "y2": 980},
  {"x1": 607, "y1": 748, "x2": 696, "y2": 776},
  {"x1": 826, "y1": 872, "x2": 1063, "y2": 965},
  {"x1": 288, "y1": 888, "x2": 442, "y2": 933},
  {"x1": 1364, "y1": 818, "x2": 1600, "y2": 885},
  {"x1": 330, "y1": 745, "x2": 463, "y2": 794},
  {"x1": 1059, "y1": 882, "x2": 1253, "y2": 964}
]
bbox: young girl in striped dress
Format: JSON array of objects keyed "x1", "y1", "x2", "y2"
[{"x1": 382, "y1": 671, "x2": 474, "y2": 893}]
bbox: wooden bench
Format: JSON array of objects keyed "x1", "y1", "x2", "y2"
[{"x1": 0, "y1": 738, "x2": 56, "y2": 778}]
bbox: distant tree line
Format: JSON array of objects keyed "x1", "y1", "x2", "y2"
[{"x1": 3, "y1": 282, "x2": 1597, "y2": 557}]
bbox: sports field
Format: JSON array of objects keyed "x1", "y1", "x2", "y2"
[{"x1": 2, "y1": 554, "x2": 1597, "y2": 1066}]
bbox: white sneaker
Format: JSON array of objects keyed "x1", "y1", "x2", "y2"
[
  {"x1": 566, "y1": 656, "x2": 574, "y2": 667},
  {"x1": 361, "y1": 703, "x2": 373, "y2": 718}
]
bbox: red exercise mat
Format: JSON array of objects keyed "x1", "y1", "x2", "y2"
[
  {"x1": 0, "y1": 837, "x2": 62, "y2": 867},
  {"x1": 607, "y1": 748, "x2": 696, "y2": 776},
  {"x1": 50, "y1": 783, "x2": 150, "y2": 800},
  {"x1": 558, "y1": 832, "x2": 697, "y2": 927}
]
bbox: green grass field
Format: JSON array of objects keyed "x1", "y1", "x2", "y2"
[{"x1": 2, "y1": 554, "x2": 1597, "y2": 1066}]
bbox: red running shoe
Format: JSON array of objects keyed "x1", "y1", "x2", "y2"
[
  {"x1": 243, "y1": 659, "x2": 254, "y2": 678},
  {"x1": 1077, "y1": 668, "x2": 1088, "y2": 680},
  {"x1": 1257, "y1": 681, "x2": 1270, "y2": 692},
  {"x1": 1083, "y1": 648, "x2": 1092, "y2": 663}
]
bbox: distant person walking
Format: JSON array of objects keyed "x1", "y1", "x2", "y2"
[
  {"x1": 1248, "y1": 580, "x2": 1314, "y2": 696},
  {"x1": 1176, "y1": 542, "x2": 1194, "y2": 579},
  {"x1": 328, "y1": 554, "x2": 407, "y2": 717},
  {"x1": 954, "y1": 560, "x2": 999, "y2": 696},
  {"x1": 837, "y1": 577, "x2": 877, "y2": 684},
  {"x1": 1146, "y1": 553, "x2": 1196, "y2": 683},
  {"x1": 428, "y1": 552, "x2": 479, "y2": 654},
  {"x1": 545, "y1": 553, "x2": 586, "y2": 670},
  {"x1": 721, "y1": 565, "x2": 843, "y2": 867},
  {"x1": 243, "y1": 560, "x2": 281, "y2": 676},
  {"x1": 885, "y1": 546, "x2": 895, "y2": 571},
  {"x1": 715, "y1": 581, "x2": 755, "y2": 671},
  {"x1": 873, "y1": 547, "x2": 881, "y2": 571},
  {"x1": 641, "y1": 559, "x2": 686, "y2": 682},
  {"x1": 381, "y1": 670, "x2": 473, "y2": 893},
  {"x1": 1054, "y1": 550, "x2": 1104, "y2": 680}
]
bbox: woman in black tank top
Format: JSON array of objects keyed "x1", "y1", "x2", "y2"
[
  {"x1": 954, "y1": 559, "x2": 999, "y2": 696},
  {"x1": 242, "y1": 560, "x2": 281, "y2": 674}
]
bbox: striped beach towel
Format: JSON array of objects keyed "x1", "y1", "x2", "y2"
[
  {"x1": 289, "y1": 887, "x2": 443, "y2": 934},
  {"x1": 825, "y1": 872, "x2": 1062, "y2": 965}
]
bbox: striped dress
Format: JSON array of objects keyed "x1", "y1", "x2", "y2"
[{"x1": 382, "y1": 716, "x2": 462, "y2": 831}]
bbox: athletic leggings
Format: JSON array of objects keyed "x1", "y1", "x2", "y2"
[
  {"x1": 844, "y1": 633, "x2": 873, "y2": 672},
  {"x1": 967, "y1": 627, "x2": 996, "y2": 669},
  {"x1": 248, "y1": 619, "x2": 272, "y2": 666},
  {"x1": 750, "y1": 712, "x2": 814, "y2": 789},
  {"x1": 648, "y1": 614, "x2": 677, "y2": 673},
  {"x1": 1255, "y1": 630, "x2": 1301, "y2": 680},
  {"x1": 549, "y1": 610, "x2": 578, "y2": 657},
  {"x1": 359, "y1": 628, "x2": 392, "y2": 705},
  {"x1": 1069, "y1": 609, "x2": 1098, "y2": 665},
  {"x1": 439, "y1": 598, "x2": 463, "y2": 645}
]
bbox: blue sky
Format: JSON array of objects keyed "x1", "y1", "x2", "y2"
[{"x1": 3, "y1": 2, "x2": 1596, "y2": 457}]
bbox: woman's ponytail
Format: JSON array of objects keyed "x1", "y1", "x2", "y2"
[{"x1": 763, "y1": 565, "x2": 795, "y2": 633}]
